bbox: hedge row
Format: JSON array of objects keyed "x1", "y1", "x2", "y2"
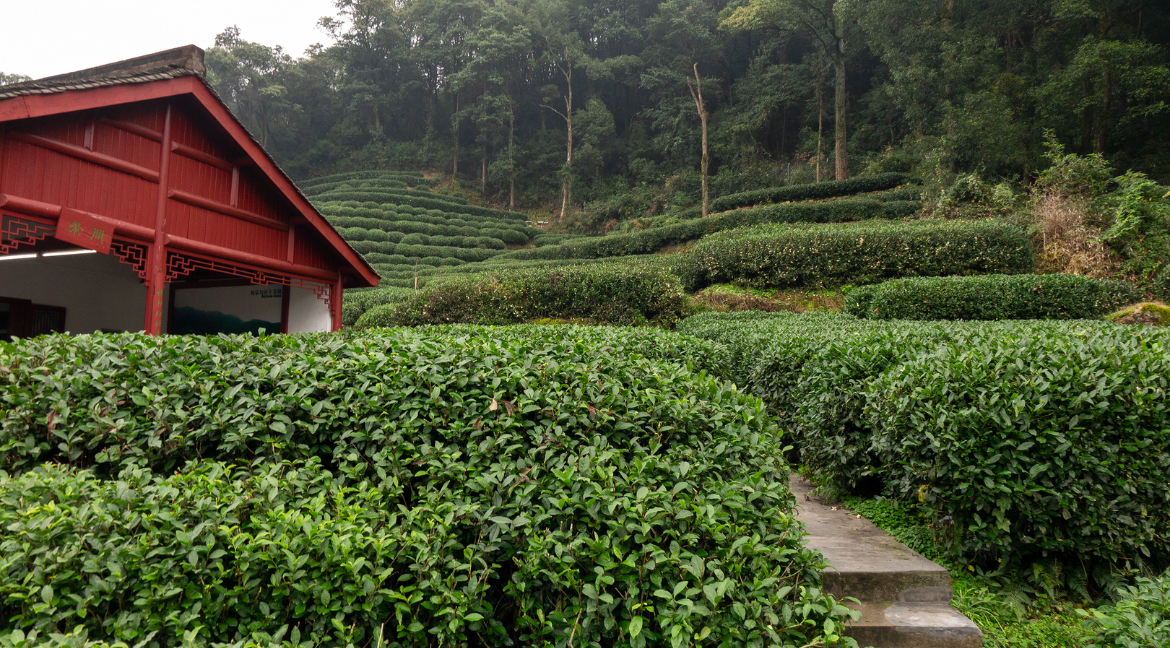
[
  {"x1": 360, "y1": 262, "x2": 693, "y2": 327},
  {"x1": 679, "y1": 219, "x2": 1034, "y2": 291},
  {"x1": 0, "y1": 328, "x2": 851, "y2": 646},
  {"x1": 300, "y1": 170, "x2": 425, "y2": 186},
  {"x1": 314, "y1": 190, "x2": 527, "y2": 221},
  {"x1": 342, "y1": 286, "x2": 417, "y2": 325},
  {"x1": 319, "y1": 200, "x2": 539, "y2": 235},
  {"x1": 303, "y1": 179, "x2": 411, "y2": 195},
  {"x1": 347, "y1": 240, "x2": 504, "y2": 262},
  {"x1": 326, "y1": 217, "x2": 528, "y2": 245},
  {"x1": 679, "y1": 311, "x2": 1170, "y2": 569},
  {"x1": 321, "y1": 207, "x2": 535, "y2": 243},
  {"x1": 874, "y1": 186, "x2": 923, "y2": 202},
  {"x1": 367, "y1": 254, "x2": 465, "y2": 268},
  {"x1": 709, "y1": 173, "x2": 918, "y2": 212},
  {"x1": 498, "y1": 198, "x2": 915, "y2": 262},
  {"x1": 846, "y1": 274, "x2": 1140, "y2": 320}
]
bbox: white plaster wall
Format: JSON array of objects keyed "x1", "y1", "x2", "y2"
[
  {"x1": 174, "y1": 284, "x2": 283, "y2": 324},
  {"x1": 287, "y1": 285, "x2": 332, "y2": 333},
  {"x1": 0, "y1": 251, "x2": 146, "y2": 334}
]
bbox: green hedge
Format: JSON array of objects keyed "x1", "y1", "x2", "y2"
[
  {"x1": 342, "y1": 286, "x2": 417, "y2": 325},
  {"x1": 846, "y1": 274, "x2": 1140, "y2": 320},
  {"x1": 0, "y1": 328, "x2": 852, "y2": 646},
  {"x1": 679, "y1": 219, "x2": 1034, "y2": 291},
  {"x1": 347, "y1": 239, "x2": 503, "y2": 262},
  {"x1": 314, "y1": 191, "x2": 526, "y2": 221},
  {"x1": 679, "y1": 312, "x2": 1170, "y2": 569},
  {"x1": 300, "y1": 170, "x2": 425, "y2": 186},
  {"x1": 499, "y1": 198, "x2": 914, "y2": 263},
  {"x1": 360, "y1": 263, "x2": 693, "y2": 327},
  {"x1": 709, "y1": 173, "x2": 918, "y2": 212}
]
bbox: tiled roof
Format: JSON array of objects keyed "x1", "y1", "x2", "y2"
[{"x1": 0, "y1": 66, "x2": 197, "y2": 100}]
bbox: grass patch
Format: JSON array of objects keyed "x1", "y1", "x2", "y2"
[{"x1": 694, "y1": 284, "x2": 844, "y2": 313}]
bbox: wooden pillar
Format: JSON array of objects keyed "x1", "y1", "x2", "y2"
[
  {"x1": 144, "y1": 104, "x2": 173, "y2": 335},
  {"x1": 331, "y1": 274, "x2": 344, "y2": 332},
  {"x1": 280, "y1": 285, "x2": 291, "y2": 334}
]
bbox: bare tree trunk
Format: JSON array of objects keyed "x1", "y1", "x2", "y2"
[
  {"x1": 834, "y1": 42, "x2": 848, "y2": 181},
  {"x1": 453, "y1": 91, "x2": 460, "y2": 179},
  {"x1": 508, "y1": 110, "x2": 515, "y2": 209},
  {"x1": 559, "y1": 68, "x2": 573, "y2": 222},
  {"x1": 688, "y1": 63, "x2": 710, "y2": 217},
  {"x1": 482, "y1": 84, "x2": 488, "y2": 193},
  {"x1": 817, "y1": 79, "x2": 823, "y2": 183}
]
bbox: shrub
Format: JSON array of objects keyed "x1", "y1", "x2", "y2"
[
  {"x1": 342, "y1": 286, "x2": 416, "y2": 325},
  {"x1": 0, "y1": 328, "x2": 854, "y2": 646},
  {"x1": 679, "y1": 313, "x2": 1170, "y2": 570},
  {"x1": 500, "y1": 199, "x2": 914, "y2": 262},
  {"x1": 709, "y1": 173, "x2": 917, "y2": 212},
  {"x1": 845, "y1": 274, "x2": 1140, "y2": 320},
  {"x1": 680, "y1": 219, "x2": 1034, "y2": 291},
  {"x1": 867, "y1": 323, "x2": 1170, "y2": 565},
  {"x1": 314, "y1": 191, "x2": 526, "y2": 221},
  {"x1": 1156, "y1": 265, "x2": 1170, "y2": 300},
  {"x1": 363, "y1": 263, "x2": 693, "y2": 327},
  {"x1": 1080, "y1": 571, "x2": 1170, "y2": 647}
]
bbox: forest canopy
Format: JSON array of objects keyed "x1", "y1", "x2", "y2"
[{"x1": 202, "y1": 0, "x2": 1170, "y2": 213}]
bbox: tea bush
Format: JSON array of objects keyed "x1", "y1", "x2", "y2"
[
  {"x1": 359, "y1": 262, "x2": 692, "y2": 327},
  {"x1": 679, "y1": 312, "x2": 1170, "y2": 569},
  {"x1": 709, "y1": 173, "x2": 917, "y2": 212},
  {"x1": 0, "y1": 328, "x2": 856, "y2": 647},
  {"x1": 679, "y1": 219, "x2": 1033, "y2": 291},
  {"x1": 342, "y1": 286, "x2": 416, "y2": 325},
  {"x1": 499, "y1": 199, "x2": 916, "y2": 263},
  {"x1": 846, "y1": 274, "x2": 1140, "y2": 320}
]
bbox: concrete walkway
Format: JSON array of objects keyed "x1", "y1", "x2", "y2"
[{"x1": 790, "y1": 475, "x2": 983, "y2": 648}]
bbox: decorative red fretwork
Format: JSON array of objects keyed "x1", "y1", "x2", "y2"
[
  {"x1": 110, "y1": 240, "x2": 150, "y2": 279},
  {"x1": 0, "y1": 214, "x2": 56, "y2": 254},
  {"x1": 165, "y1": 251, "x2": 333, "y2": 307}
]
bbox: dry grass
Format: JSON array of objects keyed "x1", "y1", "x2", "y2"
[
  {"x1": 694, "y1": 287, "x2": 844, "y2": 314},
  {"x1": 1033, "y1": 193, "x2": 1118, "y2": 278}
]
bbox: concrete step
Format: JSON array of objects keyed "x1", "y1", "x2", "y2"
[{"x1": 790, "y1": 475, "x2": 983, "y2": 648}]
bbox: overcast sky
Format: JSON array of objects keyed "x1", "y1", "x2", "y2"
[{"x1": 0, "y1": 0, "x2": 339, "y2": 80}]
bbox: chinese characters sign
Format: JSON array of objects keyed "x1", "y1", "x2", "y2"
[{"x1": 54, "y1": 208, "x2": 112, "y2": 254}]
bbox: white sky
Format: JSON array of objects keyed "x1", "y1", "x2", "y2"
[{"x1": 0, "y1": 0, "x2": 340, "y2": 79}]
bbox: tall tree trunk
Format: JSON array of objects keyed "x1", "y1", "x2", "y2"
[
  {"x1": 817, "y1": 78, "x2": 824, "y2": 183},
  {"x1": 689, "y1": 64, "x2": 710, "y2": 217},
  {"x1": 508, "y1": 109, "x2": 515, "y2": 209},
  {"x1": 482, "y1": 84, "x2": 488, "y2": 193},
  {"x1": 453, "y1": 91, "x2": 460, "y2": 179},
  {"x1": 559, "y1": 68, "x2": 573, "y2": 222},
  {"x1": 834, "y1": 42, "x2": 848, "y2": 181}
]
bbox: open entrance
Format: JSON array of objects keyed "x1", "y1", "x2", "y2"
[{"x1": 0, "y1": 230, "x2": 334, "y2": 339}]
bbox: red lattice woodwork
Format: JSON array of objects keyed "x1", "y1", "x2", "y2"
[
  {"x1": 0, "y1": 214, "x2": 56, "y2": 254},
  {"x1": 109, "y1": 240, "x2": 150, "y2": 279},
  {"x1": 165, "y1": 250, "x2": 334, "y2": 308}
]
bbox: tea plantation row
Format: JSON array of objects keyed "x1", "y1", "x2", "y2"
[
  {"x1": 0, "y1": 327, "x2": 855, "y2": 647},
  {"x1": 679, "y1": 311, "x2": 1170, "y2": 572}
]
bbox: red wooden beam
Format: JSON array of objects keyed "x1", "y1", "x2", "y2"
[
  {"x1": 0, "y1": 76, "x2": 205, "y2": 123},
  {"x1": 9, "y1": 131, "x2": 159, "y2": 182},
  {"x1": 168, "y1": 189, "x2": 289, "y2": 231},
  {"x1": 172, "y1": 141, "x2": 233, "y2": 171},
  {"x1": 98, "y1": 117, "x2": 162, "y2": 141},
  {"x1": 0, "y1": 193, "x2": 155, "y2": 241},
  {"x1": 144, "y1": 103, "x2": 173, "y2": 335},
  {"x1": 165, "y1": 233, "x2": 337, "y2": 282}
]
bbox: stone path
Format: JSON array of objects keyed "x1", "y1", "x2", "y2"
[{"x1": 790, "y1": 475, "x2": 983, "y2": 648}]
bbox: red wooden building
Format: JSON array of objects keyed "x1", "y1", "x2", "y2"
[{"x1": 0, "y1": 46, "x2": 377, "y2": 339}]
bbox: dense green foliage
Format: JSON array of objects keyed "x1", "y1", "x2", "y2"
[
  {"x1": 845, "y1": 274, "x2": 1140, "y2": 320},
  {"x1": 0, "y1": 328, "x2": 856, "y2": 646},
  {"x1": 342, "y1": 286, "x2": 416, "y2": 326},
  {"x1": 1079, "y1": 571, "x2": 1170, "y2": 647},
  {"x1": 497, "y1": 199, "x2": 915, "y2": 262},
  {"x1": 680, "y1": 220, "x2": 1033, "y2": 291},
  {"x1": 709, "y1": 174, "x2": 917, "y2": 212},
  {"x1": 360, "y1": 263, "x2": 691, "y2": 327},
  {"x1": 679, "y1": 312, "x2": 1170, "y2": 570},
  {"x1": 202, "y1": 0, "x2": 1170, "y2": 214}
]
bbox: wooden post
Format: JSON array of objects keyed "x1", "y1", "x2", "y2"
[
  {"x1": 280, "y1": 285, "x2": 291, "y2": 334},
  {"x1": 144, "y1": 103, "x2": 173, "y2": 335},
  {"x1": 331, "y1": 274, "x2": 344, "y2": 332}
]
